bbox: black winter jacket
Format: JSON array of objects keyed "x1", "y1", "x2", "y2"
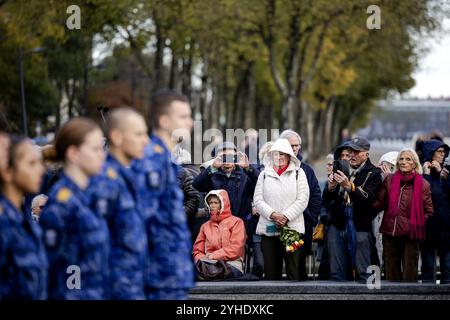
[
  {"x1": 177, "y1": 167, "x2": 201, "y2": 218},
  {"x1": 322, "y1": 159, "x2": 382, "y2": 232}
]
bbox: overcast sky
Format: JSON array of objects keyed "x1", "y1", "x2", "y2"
[{"x1": 407, "y1": 18, "x2": 450, "y2": 98}]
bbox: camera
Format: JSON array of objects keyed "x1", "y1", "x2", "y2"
[
  {"x1": 222, "y1": 154, "x2": 238, "y2": 164},
  {"x1": 333, "y1": 160, "x2": 350, "y2": 177}
]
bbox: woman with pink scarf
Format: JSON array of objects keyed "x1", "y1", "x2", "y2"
[{"x1": 373, "y1": 148, "x2": 434, "y2": 281}]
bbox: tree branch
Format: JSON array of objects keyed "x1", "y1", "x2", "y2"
[
  {"x1": 285, "y1": 2, "x2": 301, "y2": 93},
  {"x1": 115, "y1": 25, "x2": 153, "y2": 78},
  {"x1": 264, "y1": 0, "x2": 287, "y2": 96}
]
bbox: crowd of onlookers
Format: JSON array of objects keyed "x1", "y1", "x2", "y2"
[
  {"x1": 1, "y1": 90, "x2": 449, "y2": 301},
  {"x1": 182, "y1": 131, "x2": 450, "y2": 284}
]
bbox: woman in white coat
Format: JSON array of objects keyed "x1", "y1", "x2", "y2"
[{"x1": 253, "y1": 138, "x2": 310, "y2": 280}]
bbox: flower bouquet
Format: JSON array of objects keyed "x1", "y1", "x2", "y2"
[{"x1": 280, "y1": 227, "x2": 304, "y2": 253}]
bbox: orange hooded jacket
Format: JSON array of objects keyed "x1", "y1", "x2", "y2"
[{"x1": 192, "y1": 189, "x2": 247, "y2": 271}]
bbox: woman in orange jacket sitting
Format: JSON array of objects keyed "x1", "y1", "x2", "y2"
[{"x1": 193, "y1": 189, "x2": 247, "y2": 278}]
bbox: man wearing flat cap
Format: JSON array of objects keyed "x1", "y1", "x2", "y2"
[{"x1": 322, "y1": 136, "x2": 382, "y2": 281}]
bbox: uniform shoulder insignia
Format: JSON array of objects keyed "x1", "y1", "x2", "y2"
[
  {"x1": 57, "y1": 188, "x2": 72, "y2": 203},
  {"x1": 153, "y1": 145, "x2": 164, "y2": 154},
  {"x1": 107, "y1": 167, "x2": 118, "y2": 180},
  {"x1": 0, "y1": 205, "x2": 3, "y2": 216}
]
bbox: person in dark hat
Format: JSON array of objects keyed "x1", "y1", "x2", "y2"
[
  {"x1": 421, "y1": 139, "x2": 450, "y2": 284},
  {"x1": 192, "y1": 141, "x2": 261, "y2": 276},
  {"x1": 322, "y1": 136, "x2": 382, "y2": 281}
]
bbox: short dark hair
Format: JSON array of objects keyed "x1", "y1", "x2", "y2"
[
  {"x1": 106, "y1": 107, "x2": 141, "y2": 137},
  {"x1": 150, "y1": 89, "x2": 189, "y2": 129},
  {"x1": 206, "y1": 194, "x2": 220, "y2": 205}
]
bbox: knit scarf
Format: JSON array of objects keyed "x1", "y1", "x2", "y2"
[{"x1": 387, "y1": 171, "x2": 425, "y2": 240}]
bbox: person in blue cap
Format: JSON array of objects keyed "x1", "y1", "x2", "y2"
[
  {"x1": 0, "y1": 135, "x2": 47, "y2": 299},
  {"x1": 40, "y1": 118, "x2": 110, "y2": 300},
  {"x1": 89, "y1": 107, "x2": 150, "y2": 299},
  {"x1": 133, "y1": 89, "x2": 194, "y2": 300}
]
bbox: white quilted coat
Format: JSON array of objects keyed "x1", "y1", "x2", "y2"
[{"x1": 253, "y1": 139, "x2": 310, "y2": 236}]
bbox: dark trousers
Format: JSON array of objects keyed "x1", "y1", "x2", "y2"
[
  {"x1": 383, "y1": 235, "x2": 419, "y2": 282},
  {"x1": 298, "y1": 253, "x2": 308, "y2": 281},
  {"x1": 317, "y1": 226, "x2": 330, "y2": 280},
  {"x1": 327, "y1": 225, "x2": 372, "y2": 281},
  {"x1": 420, "y1": 239, "x2": 450, "y2": 284},
  {"x1": 261, "y1": 235, "x2": 300, "y2": 280}
]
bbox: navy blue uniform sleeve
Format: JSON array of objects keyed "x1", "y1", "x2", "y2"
[
  {"x1": 40, "y1": 201, "x2": 67, "y2": 261},
  {"x1": 192, "y1": 166, "x2": 214, "y2": 192},
  {"x1": 0, "y1": 224, "x2": 6, "y2": 298},
  {"x1": 39, "y1": 198, "x2": 68, "y2": 299}
]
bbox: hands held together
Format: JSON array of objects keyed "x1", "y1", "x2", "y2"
[{"x1": 270, "y1": 211, "x2": 288, "y2": 229}]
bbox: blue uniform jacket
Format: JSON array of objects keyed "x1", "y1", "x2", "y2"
[
  {"x1": 0, "y1": 195, "x2": 48, "y2": 299},
  {"x1": 133, "y1": 134, "x2": 194, "y2": 299},
  {"x1": 89, "y1": 154, "x2": 148, "y2": 299},
  {"x1": 39, "y1": 173, "x2": 110, "y2": 300}
]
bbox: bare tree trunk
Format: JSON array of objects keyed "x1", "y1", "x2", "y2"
[
  {"x1": 244, "y1": 64, "x2": 255, "y2": 129},
  {"x1": 168, "y1": 47, "x2": 177, "y2": 90},
  {"x1": 153, "y1": 12, "x2": 165, "y2": 92},
  {"x1": 323, "y1": 97, "x2": 336, "y2": 154},
  {"x1": 305, "y1": 101, "x2": 314, "y2": 160},
  {"x1": 182, "y1": 40, "x2": 194, "y2": 100},
  {"x1": 200, "y1": 72, "x2": 209, "y2": 129},
  {"x1": 210, "y1": 77, "x2": 219, "y2": 129}
]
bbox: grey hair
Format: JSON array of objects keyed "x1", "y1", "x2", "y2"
[
  {"x1": 31, "y1": 194, "x2": 48, "y2": 209},
  {"x1": 258, "y1": 141, "x2": 274, "y2": 163},
  {"x1": 326, "y1": 154, "x2": 334, "y2": 162},
  {"x1": 279, "y1": 129, "x2": 302, "y2": 146},
  {"x1": 396, "y1": 148, "x2": 423, "y2": 175}
]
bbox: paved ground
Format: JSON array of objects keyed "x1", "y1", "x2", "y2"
[{"x1": 189, "y1": 281, "x2": 450, "y2": 300}]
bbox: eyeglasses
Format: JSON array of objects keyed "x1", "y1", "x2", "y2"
[
  {"x1": 436, "y1": 149, "x2": 446, "y2": 154},
  {"x1": 348, "y1": 149, "x2": 363, "y2": 155}
]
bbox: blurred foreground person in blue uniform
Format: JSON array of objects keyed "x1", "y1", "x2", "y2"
[
  {"x1": 0, "y1": 135, "x2": 47, "y2": 299},
  {"x1": 90, "y1": 107, "x2": 150, "y2": 299},
  {"x1": 134, "y1": 90, "x2": 195, "y2": 300},
  {"x1": 40, "y1": 118, "x2": 110, "y2": 300}
]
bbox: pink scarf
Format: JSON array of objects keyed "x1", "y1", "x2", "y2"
[{"x1": 387, "y1": 171, "x2": 425, "y2": 240}]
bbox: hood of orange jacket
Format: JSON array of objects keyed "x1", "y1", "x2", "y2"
[{"x1": 205, "y1": 189, "x2": 232, "y2": 222}]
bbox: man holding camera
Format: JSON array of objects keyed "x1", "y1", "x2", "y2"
[
  {"x1": 193, "y1": 141, "x2": 261, "y2": 223},
  {"x1": 322, "y1": 137, "x2": 382, "y2": 281}
]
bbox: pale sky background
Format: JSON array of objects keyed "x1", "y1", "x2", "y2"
[{"x1": 407, "y1": 17, "x2": 450, "y2": 98}]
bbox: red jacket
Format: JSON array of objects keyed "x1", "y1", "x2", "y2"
[
  {"x1": 373, "y1": 173, "x2": 434, "y2": 237},
  {"x1": 193, "y1": 190, "x2": 247, "y2": 262}
]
